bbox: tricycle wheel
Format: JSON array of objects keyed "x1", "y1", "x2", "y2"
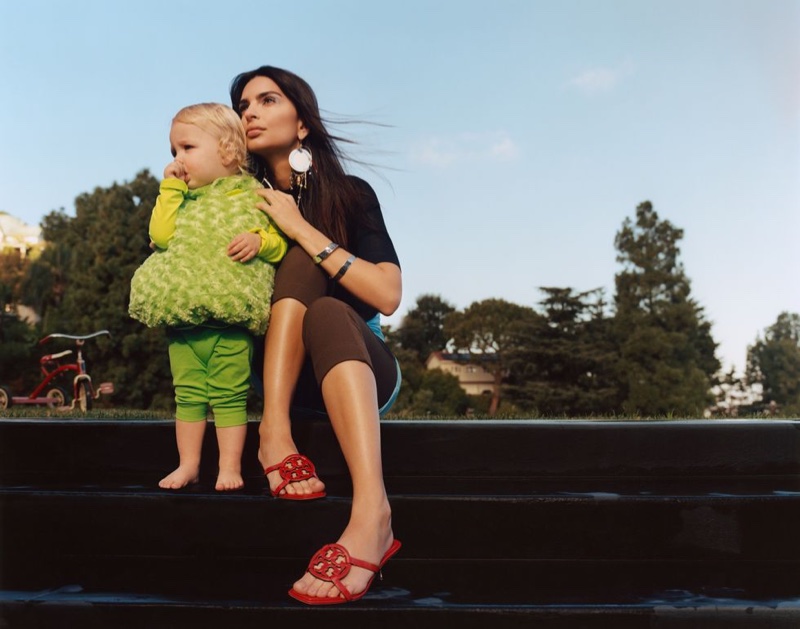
[
  {"x1": 0, "y1": 385, "x2": 12, "y2": 409},
  {"x1": 45, "y1": 386, "x2": 70, "y2": 409},
  {"x1": 76, "y1": 381, "x2": 93, "y2": 412}
]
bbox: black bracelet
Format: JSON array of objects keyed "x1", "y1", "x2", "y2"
[
  {"x1": 332, "y1": 254, "x2": 356, "y2": 281},
  {"x1": 313, "y1": 242, "x2": 339, "y2": 265}
]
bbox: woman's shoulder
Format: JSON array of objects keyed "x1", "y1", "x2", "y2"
[{"x1": 344, "y1": 175, "x2": 380, "y2": 209}]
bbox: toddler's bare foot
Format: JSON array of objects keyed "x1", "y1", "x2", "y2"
[
  {"x1": 159, "y1": 465, "x2": 199, "y2": 489},
  {"x1": 215, "y1": 469, "x2": 244, "y2": 491}
]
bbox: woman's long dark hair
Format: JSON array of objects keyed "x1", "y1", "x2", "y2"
[{"x1": 230, "y1": 66, "x2": 365, "y2": 249}]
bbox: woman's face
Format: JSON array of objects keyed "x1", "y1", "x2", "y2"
[{"x1": 238, "y1": 76, "x2": 307, "y2": 159}]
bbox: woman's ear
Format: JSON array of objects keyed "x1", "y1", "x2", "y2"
[{"x1": 298, "y1": 120, "x2": 309, "y2": 142}]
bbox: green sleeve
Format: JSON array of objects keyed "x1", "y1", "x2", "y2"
[
  {"x1": 149, "y1": 178, "x2": 188, "y2": 249},
  {"x1": 249, "y1": 222, "x2": 289, "y2": 264}
]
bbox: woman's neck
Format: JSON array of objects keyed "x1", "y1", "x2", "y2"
[
  {"x1": 262, "y1": 149, "x2": 296, "y2": 190},
  {"x1": 261, "y1": 137, "x2": 306, "y2": 190}
]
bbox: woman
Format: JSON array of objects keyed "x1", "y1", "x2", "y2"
[{"x1": 229, "y1": 66, "x2": 402, "y2": 605}]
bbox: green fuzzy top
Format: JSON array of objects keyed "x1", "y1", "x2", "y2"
[{"x1": 129, "y1": 175, "x2": 276, "y2": 335}]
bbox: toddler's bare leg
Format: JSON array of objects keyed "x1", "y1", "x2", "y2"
[
  {"x1": 215, "y1": 423, "x2": 247, "y2": 491},
  {"x1": 159, "y1": 419, "x2": 205, "y2": 489}
]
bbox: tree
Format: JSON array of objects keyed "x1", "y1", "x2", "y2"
[
  {"x1": 506, "y1": 287, "x2": 621, "y2": 415},
  {"x1": 445, "y1": 298, "x2": 537, "y2": 415},
  {"x1": 22, "y1": 170, "x2": 175, "y2": 409},
  {"x1": 0, "y1": 312, "x2": 39, "y2": 391},
  {"x1": 747, "y1": 312, "x2": 800, "y2": 413},
  {"x1": 0, "y1": 251, "x2": 30, "y2": 309},
  {"x1": 613, "y1": 201, "x2": 720, "y2": 416},
  {"x1": 380, "y1": 332, "x2": 470, "y2": 417},
  {"x1": 20, "y1": 210, "x2": 76, "y2": 332},
  {"x1": 395, "y1": 294, "x2": 455, "y2": 363},
  {"x1": 399, "y1": 365, "x2": 470, "y2": 417},
  {"x1": 710, "y1": 366, "x2": 753, "y2": 417}
]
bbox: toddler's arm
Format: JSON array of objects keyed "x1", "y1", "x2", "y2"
[
  {"x1": 150, "y1": 162, "x2": 190, "y2": 249},
  {"x1": 228, "y1": 222, "x2": 288, "y2": 264}
]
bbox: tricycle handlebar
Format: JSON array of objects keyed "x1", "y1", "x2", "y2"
[{"x1": 39, "y1": 330, "x2": 111, "y2": 345}]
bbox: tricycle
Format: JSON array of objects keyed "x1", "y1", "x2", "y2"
[{"x1": 0, "y1": 330, "x2": 114, "y2": 412}]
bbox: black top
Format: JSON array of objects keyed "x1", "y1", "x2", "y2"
[{"x1": 332, "y1": 176, "x2": 400, "y2": 322}]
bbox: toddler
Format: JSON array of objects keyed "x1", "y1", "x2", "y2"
[{"x1": 129, "y1": 103, "x2": 286, "y2": 491}]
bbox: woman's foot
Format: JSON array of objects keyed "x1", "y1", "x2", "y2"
[
  {"x1": 291, "y1": 508, "x2": 394, "y2": 602},
  {"x1": 158, "y1": 465, "x2": 199, "y2": 489},
  {"x1": 259, "y1": 438, "x2": 326, "y2": 498},
  {"x1": 215, "y1": 468, "x2": 244, "y2": 491}
]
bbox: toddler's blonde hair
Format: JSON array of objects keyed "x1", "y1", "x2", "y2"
[{"x1": 173, "y1": 103, "x2": 247, "y2": 170}]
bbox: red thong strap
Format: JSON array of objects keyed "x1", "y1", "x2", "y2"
[
  {"x1": 264, "y1": 454, "x2": 318, "y2": 495},
  {"x1": 307, "y1": 543, "x2": 379, "y2": 601}
]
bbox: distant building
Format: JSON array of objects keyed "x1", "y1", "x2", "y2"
[
  {"x1": 706, "y1": 380, "x2": 765, "y2": 418},
  {"x1": 1, "y1": 213, "x2": 44, "y2": 324},
  {"x1": 0, "y1": 212, "x2": 43, "y2": 257},
  {"x1": 425, "y1": 351, "x2": 495, "y2": 396}
]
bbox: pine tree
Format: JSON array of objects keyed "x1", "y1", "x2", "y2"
[
  {"x1": 613, "y1": 201, "x2": 719, "y2": 416},
  {"x1": 747, "y1": 312, "x2": 800, "y2": 413},
  {"x1": 506, "y1": 287, "x2": 620, "y2": 415}
]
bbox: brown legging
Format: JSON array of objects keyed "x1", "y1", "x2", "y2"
[{"x1": 269, "y1": 246, "x2": 399, "y2": 416}]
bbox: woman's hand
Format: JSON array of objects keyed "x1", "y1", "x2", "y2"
[
  {"x1": 227, "y1": 232, "x2": 261, "y2": 262},
  {"x1": 254, "y1": 189, "x2": 308, "y2": 241},
  {"x1": 255, "y1": 188, "x2": 401, "y2": 314}
]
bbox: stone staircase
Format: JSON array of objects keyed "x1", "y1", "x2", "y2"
[{"x1": 1, "y1": 418, "x2": 799, "y2": 628}]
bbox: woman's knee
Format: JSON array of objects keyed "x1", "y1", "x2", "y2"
[
  {"x1": 302, "y1": 298, "x2": 371, "y2": 379},
  {"x1": 273, "y1": 246, "x2": 328, "y2": 307},
  {"x1": 302, "y1": 297, "x2": 352, "y2": 348}
]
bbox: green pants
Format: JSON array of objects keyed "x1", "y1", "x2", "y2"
[{"x1": 167, "y1": 326, "x2": 253, "y2": 427}]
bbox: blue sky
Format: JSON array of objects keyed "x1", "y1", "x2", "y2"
[{"x1": 1, "y1": 0, "x2": 798, "y2": 374}]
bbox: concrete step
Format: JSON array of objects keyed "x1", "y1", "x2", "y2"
[
  {"x1": 1, "y1": 418, "x2": 799, "y2": 628},
  {"x1": 2, "y1": 419, "x2": 799, "y2": 483},
  {"x1": 3, "y1": 586, "x2": 799, "y2": 629},
  {"x1": 3, "y1": 488, "x2": 799, "y2": 565}
]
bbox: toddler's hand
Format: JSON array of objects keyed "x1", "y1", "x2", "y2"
[
  {"x1": 164, "y1": 161, "x2": 187, "y2": 181},
  {"x1": 227, "y1": 232, "x2": 261, "y2": 263}
]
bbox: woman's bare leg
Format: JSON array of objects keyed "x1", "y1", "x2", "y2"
[
  {"x1": 259, "y1": 297, "x2": 325, "y2": 497},
  {"x1": 291, "y1": 360, "x2": 394, "y2": 601},
  {"x1": 159, "y1": 419, "x2": 205, "y2": 489}
]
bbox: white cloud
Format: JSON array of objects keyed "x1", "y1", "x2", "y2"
[
  {"x1": 489, "y1": 137, "x2": 519, "y2": 160},
  {"x1": 411, "y1": 132, "x2": 520, "y2": 167},
  {"x1": 567, "y1": 61, "x2": 635, "y2": 94}
]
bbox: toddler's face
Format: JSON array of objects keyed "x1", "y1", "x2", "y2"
[{"x1": 169, "y1": 122, "x2": 232, "y2": 189}]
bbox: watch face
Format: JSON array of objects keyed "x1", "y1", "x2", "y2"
[{"x1": 289, "y1": 147, "x2": 312, "y2": 173}]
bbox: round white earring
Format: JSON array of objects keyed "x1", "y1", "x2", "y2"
[{"x1": 289, "y1": 146, "x2": 312, "y2": 174}]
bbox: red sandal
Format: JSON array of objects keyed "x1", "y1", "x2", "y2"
[
  {"x1": 264, "y1": 454, "x2": 326, "y2": 501},
  {"x1": 289, "y1": 539, "x2": 402, "y2": 605}
]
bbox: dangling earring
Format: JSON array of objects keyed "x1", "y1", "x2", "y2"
[{"x1": 289, "y1": 145, "x2": 312, "y2": 207}]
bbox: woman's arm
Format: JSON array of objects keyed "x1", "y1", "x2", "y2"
[{"x1": 255, "y1": 188, "x2": 402, "y2": 316}]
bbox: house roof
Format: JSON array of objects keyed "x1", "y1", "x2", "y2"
[{"x1": 426, "y1": 350, "x2": 498, "y2": 365}]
